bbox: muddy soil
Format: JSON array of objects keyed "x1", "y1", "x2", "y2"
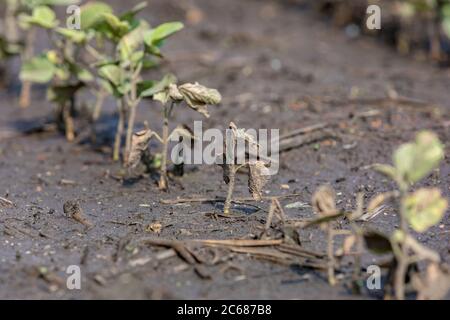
[{"x1": 0, "y1": 0, "x2": 449, "y2": 299}]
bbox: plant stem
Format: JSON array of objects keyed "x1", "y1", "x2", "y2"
[
  {"x1": 90, "y1": 88, "x2": 106, "y2": 144},
  {"x1": 159, "y1": 102, "x2": 172, "y2": 191},
  {"x1": 113, "y1": 98, "x2": 125, "y2": 162},
  {"x1": 19, "y1": 28, "x2": 35, "y2": 109},
  {"x1": 124, "y1": 100, "x2": 137, "y2": 165},
  {"x1": 5, "y1": 0, "x2": 19, "y2": 44},
  {"x1": 223, "y1": 166, "x2": 236, "y2": 215},
  {"x1": 327, "y1": 226, "x2": 336, "y2": 286},
  {"x1": 394, "y1": 188, "x2": 409, "y2": 300},
  {"x1": 62, "y1": 102, "x2": 75, "y2": 142},
  {"x1": 124, "y1": 64, "x2": 141, "y2": 166}
]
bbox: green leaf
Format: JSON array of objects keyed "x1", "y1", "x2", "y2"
[
  {"x1": 80, "y1": 1, "x2": 113, "y2": 30},
  {"x1": 137, "y1": 80, "x2": 155, "y2": 98},
  {"x1": 442, "y1": 17, "x2": 450, "y2": 39},
  {"x1": 20, "y1": 6, "x2": 58, "y2": 29},
  {"x1": 76, "y1": 67, "x2": 94, "y2": 82},
  {"x1": 20, "y1": 55, "x2": 55, "y2": 83},
  {"x1": 56, "y1": 28, "x2": 86, "y2": 43},
  {"x1": 31, "y1": 0, "x2": 80, "y2": 5},
  {"x1": 120, "y1": 1, "x2": 148, "y2": 23},
  {"x1": 118, "y1": 20, "x2": 149, "y2": 61},
  {"x1": 139, "y1": 73, "x2": 177, "y2": 98},
  {"x1": 402, "y1": 188, "x2": 448, "y2": 233},
  {"x1": 144, "y1": 22, "x2": 184, "y2": 47},
  {"x1": 393, "y1": 131, "x2": 444, "y2": 184},
  {"x1": 98, "y1": 64, "x2": 122, "y2": 86},
  {"x1": 102, "y1": 13, "x2": 130, "y2": 37}
]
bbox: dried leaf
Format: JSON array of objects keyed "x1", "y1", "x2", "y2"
[
  {"x1": 229, "y1": 122, "x2": 259, "y2": 155},
  {"x1": 63, "y1": 200, "x2": 93, "y2": 228},
  {"x1": 178, "y1": 82, "x2": 222, "y2": 117},
  {"x1": 248, "y1": 161, "x2": 270, "y2": 200},
  {"x1": 402, "y1": 188, "x2": 448, "y2": 233},
  {"x1": 312, "y1": 185, "x2": 337, "y2": 217},
  {"x1": 0, "y1": 197, "x2": 14, "y2": 208},
  {"x1": 169, "y1": 124, "x2": 196, "y2": 143},
  {"x1": 145, "y1": 222, "x2": 162, "y2": 234},
  {"x1": 413, "y1": 263, "x2": 450, "y2": 300},
  {"x1": 343, "y1": 235, "x2": 357, "y2": 255},
  {"x1": 127, "y1": 129, "x2": 154, "y2": 169}
]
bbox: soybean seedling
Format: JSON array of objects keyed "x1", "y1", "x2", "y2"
[
  {"x1": 126, "y1": 76, "x2": 221, "y2": 191},
  {"x1": 370, "y1": 130, "x2": 448, "y2": 300},
  {"x1": 19, "y1": 3, "x2": 96, "y2": 141},
  {"x1": 96, "y1": 15, "x2": 183, "y2": 163},
  {"x1": 17, "y1": 0, "x2": 80, "y2": 108}
]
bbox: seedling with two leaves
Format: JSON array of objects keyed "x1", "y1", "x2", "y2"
[{"x1": 365, "y1": 130, "x2": 448, "y2": 300}]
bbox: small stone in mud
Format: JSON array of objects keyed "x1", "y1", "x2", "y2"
[{"x1": 63, "y1": 200, "x2": 93, "y2": 229}]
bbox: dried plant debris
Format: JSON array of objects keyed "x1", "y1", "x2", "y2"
[
  {"x1": 220, "y1": 122, "x2": 273, "y2": 214},
  {"x1": 312, "y1": 185, "x2": 338, "y2": 217},
  {"x1": 171, "y1": 82, "x2": 222, "y2": 117},
  {"x1": 0, "y1": 196, "x2": 14, "y2": 208},
  {"x1": 63, "y1": 200, "x2": 93, "y2": 229},
  {"x1": 248, "y1": 161, "x2": 270, "y2": 200},
  {"x1": 412, "y1": 263, "x2": 450, "y2": 300},
  {"x1": 127, "y1": 129, "x2": 155, "y2": 169}
]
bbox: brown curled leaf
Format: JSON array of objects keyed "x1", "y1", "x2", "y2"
[
  {"x1": 311, "y1": 185, "x2": 337, "y2": 217},
  {"x1": 127, "y1": 129, "x2": 154, "y2": 169},
  {"x1": 178, "y1": 82, "x2": 222, "y2": 117},
  {"x1": 248, "y1": 160, "x2": 270, "y2": 200}
]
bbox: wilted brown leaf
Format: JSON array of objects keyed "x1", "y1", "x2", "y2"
[
  {"x1": 312, "y1": 185, "x2": 337, "y2": 217},
  {"x1": 178, "y1": 82, "x2": 222, "y2": 117},
  {"x1": 248, "y1": 161, "x2": 270, "y2": 200},
  {"x1": 127, "y1": 129, "x2": 154, "y2": 169},
  {"x1": 413, "y1": 263, "x2": 450, "y2": 300}
]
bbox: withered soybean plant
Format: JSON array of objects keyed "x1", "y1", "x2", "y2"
[
  {"x1": 370, "y1": 130, "x2": 448, "y2": 300},
  {"x1": 126, "y1": 77, "x2": 221, "y2": 191},
  {"x1": 219, "y1": 122, "x2": 273, "y2": 215}
]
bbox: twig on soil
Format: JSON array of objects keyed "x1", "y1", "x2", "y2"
[
  {"x1": 160, "y1": 193, "x2": 302, "y2": 205},
  {"x1": 191, "y1": 239, "x2": 283, "y2": 247},
  {"x1": 0, "y1": 197, "x2": 15, "y2": 208},
  {"x1": 141, "y1": 238, "x2": 211, "y2": 279}
]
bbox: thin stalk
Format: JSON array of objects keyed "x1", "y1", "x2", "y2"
[
  {"x1": 327, "y1": 225, "x2": 336, "y2": 286},
  {"x1": 159, "y1": 102, "x2": 173, "y2": 191},
  {"x1": 124, "y1": 63, "x2": 142, "y2": 165},
  {"x1": 90, "y1": 88, "x2": 106, "y2": 144},
  {"x1": 394, "y1": 188, "x2": 409, "y2": 300},
  {"x1": 113, "y1": 98, "x2": 125, "y2": 162},
  {"x1": 223, "y1": 166, "x2": 236, "y2": 215},
  {"x1": 5, "y1": 0, "x2": 19, "y2": 44},
  {"x1": 62, "y1": 101, "x2": 75, "y2": 142},
  {"x1": 19, "y1": 28, "x2": 35, "y2": 108}
]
